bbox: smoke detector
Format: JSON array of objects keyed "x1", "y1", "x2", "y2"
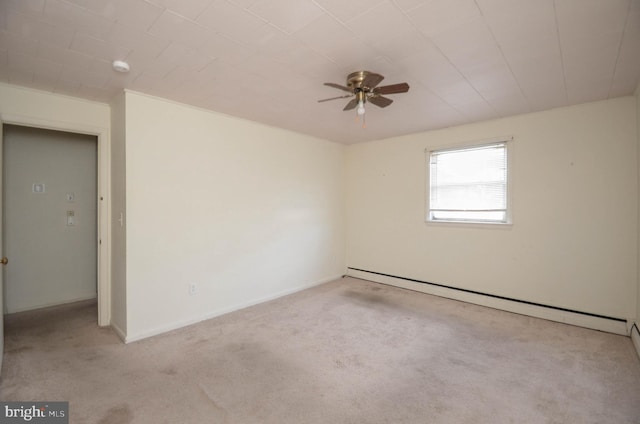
[{"x1": 112, "y1": 60, "x2": 130, "y2": 73}]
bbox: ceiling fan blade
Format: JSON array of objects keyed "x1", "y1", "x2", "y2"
[
  {"x1": 368, "y1": 95, "x2": 393, "y2": 108},
  {"x1": 324, "y1": 82, "x2": 352, "y2": 92},
  {"x1": 343, "y1": 98, "x2": 358, "y2": 111},
  {"x1": 318, "y1": 94, "x2": 353, "y2": 103},
  {"x1": 362, "y1": 72, "x2": 384, "y2": 89},
  {"x1": 374, "y1": 82, "x2": 410, "y2": 95}
]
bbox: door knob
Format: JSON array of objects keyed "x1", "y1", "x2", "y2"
[{"x1": 0, "y1": 257, "x2": 7, "y2": 265}]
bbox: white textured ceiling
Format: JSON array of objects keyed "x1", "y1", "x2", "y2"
[{"x1": 1, "y1": 0, "x2": 639, "y2": 144}]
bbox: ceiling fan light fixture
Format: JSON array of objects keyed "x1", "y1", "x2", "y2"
[{"x1": 356, "y1": 100, "x2": 366, "y2": 116}]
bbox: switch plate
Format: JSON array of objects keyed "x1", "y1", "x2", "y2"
[
  {"x1": 32, "y1": 183, "x2": 45, "y2": 193},
  {"x1": 189, "y1": 282, "x2": 198, "y2": 295},
  {"x1": 66, "y1": 192, "x2": 75, "y2": 202},
  {"x1": 66, "y1": 210, "x2": 75, "y2": 226}
]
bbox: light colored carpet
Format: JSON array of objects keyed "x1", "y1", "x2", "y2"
[{"x1": 1, "y1": 277, "x2": 639, "y2": 423}]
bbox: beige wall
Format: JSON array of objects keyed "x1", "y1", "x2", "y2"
[
  {"x1": 0, "y1": 84, "x2": 110, "y2": 131},
  {"x1": 346, "y1": 97, "x2": 638, "y2": 331},
  {"x1": 4, "y1": 125, "x2": 97, "y2": 312},
  {"x1": 122, "y1": 91, "x2": 346, "y2": 341}
]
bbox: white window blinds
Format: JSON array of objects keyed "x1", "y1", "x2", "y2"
[{"x1": 429, "y1": 142, "x2": 509, "y2": 223}]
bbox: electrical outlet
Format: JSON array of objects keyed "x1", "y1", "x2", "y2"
[{"x1": 189, "y1": 282, "x2": 198, "y2": 295}]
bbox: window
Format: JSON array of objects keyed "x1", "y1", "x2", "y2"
[{"x1": 427, "y1": 140, "x2": 510, "y2": 224}]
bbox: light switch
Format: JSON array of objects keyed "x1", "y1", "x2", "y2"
[
  {"x1": 66, "y1": 210, "x2": 75, "y2": 226},
  {"x1": 66, "y1": 192, "x2": 75, "y2": 202},
  {"x1": 32, "y1": 183, "x2": 45, "y2": 193}
]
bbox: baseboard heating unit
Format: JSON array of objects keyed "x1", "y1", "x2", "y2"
[{"x1": 347, "y1": 267, "x2": 629, "y2": 336}]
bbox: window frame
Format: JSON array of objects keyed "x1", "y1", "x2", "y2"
[{"x1": 426, "y1": 137, "x2": 513, "y2": 226}]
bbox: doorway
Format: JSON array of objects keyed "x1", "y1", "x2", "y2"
[{"x1": 3, "y1": 125, "x2": 98, "y2": 314}]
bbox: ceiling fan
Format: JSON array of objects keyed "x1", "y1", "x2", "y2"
[{"x1": 318, "y1": 71, "x2": 410, "y2": 123}]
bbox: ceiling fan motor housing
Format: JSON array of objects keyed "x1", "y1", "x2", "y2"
[{"x1": 347, "y1": 71, "x2": 370, "y2": 89}]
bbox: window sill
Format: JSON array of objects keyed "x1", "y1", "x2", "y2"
[{"x1": 425, "y1": 219, "x2": 513, "y2": 230}]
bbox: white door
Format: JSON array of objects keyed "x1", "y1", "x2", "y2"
[{"x1": 3, "y1": 126, "x2": 97, "y2": 314}]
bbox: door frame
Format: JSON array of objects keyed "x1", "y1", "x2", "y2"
[{"x1": 1, "y1": 113, "x2": 111, "y2": 327}]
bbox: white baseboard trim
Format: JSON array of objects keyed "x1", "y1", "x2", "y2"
[
  {"x1": 632, "y1": 324, "x2": 640, "y2": 360},
  {"x1": 347, "y1": 269, "x2": 628, "y2": 335},
  {"x1": 110, "y1": 322, "x2": 127, "y2": 343},
  {"x1": 124, "y1": 274, "x2": 342, "y2": 343},
  {"x1": 6, "y1": 294, "x2": 98, "y2": 314}
]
